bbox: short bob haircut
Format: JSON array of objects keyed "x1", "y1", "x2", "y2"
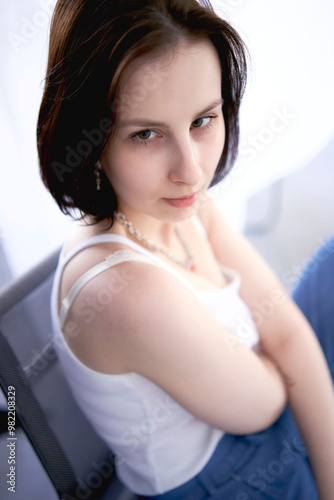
[{"x1": 37, "y1": 0, "x2": 248, "y2": 224}]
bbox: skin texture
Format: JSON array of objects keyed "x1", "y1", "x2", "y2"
[{"x1": 60, "y1": 40, "x2": 334, "y2": 498}]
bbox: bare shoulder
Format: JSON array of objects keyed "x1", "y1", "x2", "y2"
[
  {"x1": 67, "y1": 256, "x2": 190, "y2": 335},
  {"x1": 62, "y1": 257, "x2": 194, "y2": 373}
]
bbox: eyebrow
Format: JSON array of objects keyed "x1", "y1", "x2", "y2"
[{"x1": 118, "y1": 97, "x2": 224, "y2": 129}]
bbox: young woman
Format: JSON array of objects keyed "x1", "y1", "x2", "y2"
[{"x1": 37, "y1": 1, "x2": 334, "y2": 498}]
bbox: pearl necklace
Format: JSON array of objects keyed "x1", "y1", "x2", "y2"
[{"x1": 113, "y1": 211, "x2": 195, "y2": 271}]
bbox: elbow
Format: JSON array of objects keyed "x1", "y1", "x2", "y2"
[
  {"x1": 255, "y1": 382, "x2": 288, "y2": 432},
  {"x1": 217, "y1": 389, "x2": 288, "y2": 435}
]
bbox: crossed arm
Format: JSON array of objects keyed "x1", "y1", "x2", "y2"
[{"x1": 200, "y1": 200, "x2": 334, "y2": 499}]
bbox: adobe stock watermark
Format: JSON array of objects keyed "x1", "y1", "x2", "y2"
[
  {"x1": 213, "y1": 106, "x2": 297, "y2": 195},
  {"x1": 117, "y1": 396, "x2": 179, "y2": 461},
  {"x1": 235, "y1": 438, "x2": 306, "y2": 499},
  {"x1": 69, "y1": 259, "x2": 135, "y2": 325},
  {"x1": 217, "y1": 287, "x2": 287, "y2": 355},
  {"x1": 61, "y1": 454, "x2": 115, "y2": 500},
  {"x1": 63, "y1": 396, "x2": 178, "y2": 499},
  {"x1": 7, "y1": 0, "x2": 55, "y2": 53},
  {"x1": 52, "y1": 61, "x2": 169, "y2": 182},
  {"x1": 233, "y1": 288, "x2": 287, "y2": 349},
  {"x1": 240, "y1": 107, "x2": 296, "y2": 162},
  {"x1": 282, "y1": 237, "x2": 334, "y2": 288},
  {"x1": 169, "y1": 107, "x2": 296, "y2": 211}
]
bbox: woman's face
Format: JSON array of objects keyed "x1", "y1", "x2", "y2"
[{"x1": 102, "y1": 39, "x2": 225, "y2": 225}]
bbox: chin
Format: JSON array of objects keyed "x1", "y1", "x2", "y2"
[{"x1": 161, "y1": 205, "x2": 201, "y2": 224}]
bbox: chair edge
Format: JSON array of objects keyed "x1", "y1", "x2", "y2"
[{"x1": 0, "y1": 246, "x2": 61, "y2": 316}]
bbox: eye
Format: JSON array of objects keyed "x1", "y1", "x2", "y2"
[
  {"x1": 135, "y1": 130, "x2": 156, "y2": 140},
  {"x1": 130, "y1": 129, "x2": 161, "y2": 147},
  {"x1": 191, "y1": 116, "x2": 213, "y2": 129}
]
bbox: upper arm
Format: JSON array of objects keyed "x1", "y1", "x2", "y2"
[{"x1": 82, "y1": 261, "x2": 287, "y2": 435}]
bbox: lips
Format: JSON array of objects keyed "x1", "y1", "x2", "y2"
[{"x1": 163, "y1": 191, "x2": 200, "y2": 208}]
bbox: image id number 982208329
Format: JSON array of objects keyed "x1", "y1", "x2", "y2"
[{"x1": 6, "y1": 386, "x2": 16, "y2": 493}]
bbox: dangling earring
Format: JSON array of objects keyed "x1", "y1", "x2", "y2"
[{"x1": 95, "y1": 161, "x2": 102, "y2": 191}]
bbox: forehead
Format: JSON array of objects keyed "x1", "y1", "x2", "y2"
[{"x1": 117, "y1": 40, "x2": 222, "y2": 124}]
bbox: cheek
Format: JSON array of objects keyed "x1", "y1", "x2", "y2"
[
  {"x1": 103, "y1": 142, "x2": 132, "y2": 182},
  {"x1": 104, "y1": 149, "x2": 157, "y2": 196}
]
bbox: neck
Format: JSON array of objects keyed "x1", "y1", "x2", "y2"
[
  {"x1": 112, "y1": 210, "x2": 195, "y2": 271},
  {"x1": 115, "y1": 209, "x2": 176, "y2": 247}
]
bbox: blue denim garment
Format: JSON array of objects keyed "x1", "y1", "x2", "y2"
[
  {"x1": 293, "y1": 236, "x2": 334, "y2": 382},
  {"x1": 139, "y1": 407, "x2": 317, "y2": 500}
]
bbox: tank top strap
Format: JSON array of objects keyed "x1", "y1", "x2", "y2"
[
  {"x1": 59, "y1": 248, "x2": 160, "y2": 328},
  {"x1": 57, "y1": 233, "x2": 197, "y2": 329},
  {"x1": 59, "y1": 233, "x2": 158, "y2": 268}
]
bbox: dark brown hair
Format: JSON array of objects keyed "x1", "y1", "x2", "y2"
[{"x1": 37, "y1": 0, "x2": 248, "y2": 223}]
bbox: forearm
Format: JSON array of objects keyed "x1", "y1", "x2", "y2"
[{"x1": 260, "y1": 324, "x2": 334, "y2": 499}]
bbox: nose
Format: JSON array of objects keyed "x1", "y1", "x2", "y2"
[{"x1": 168, "y1": 136, "x2": 202, "y2": 186}]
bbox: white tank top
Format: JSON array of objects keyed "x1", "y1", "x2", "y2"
[{"x1": 50, "y1": 232, "x2": 259, "y2": 496}]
